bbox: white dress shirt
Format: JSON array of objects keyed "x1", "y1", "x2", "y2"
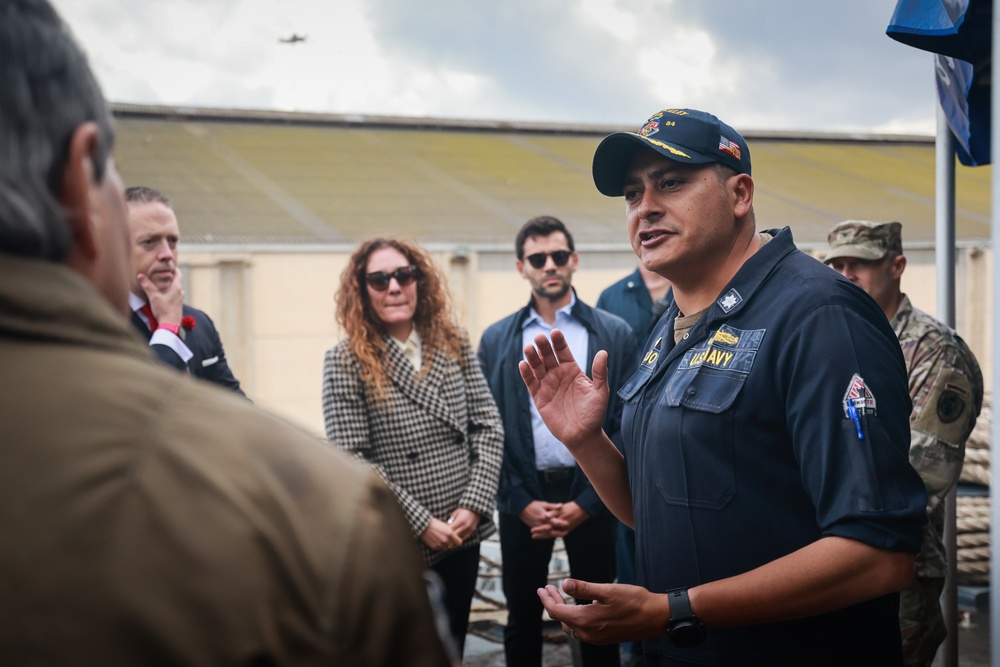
[{"x1": 129, "y1": 292, "x2": 193, "y2": 363}]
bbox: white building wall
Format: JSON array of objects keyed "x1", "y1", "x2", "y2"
[{"x1": 181, "y1": 245, "x2": 993, "y2": 436}]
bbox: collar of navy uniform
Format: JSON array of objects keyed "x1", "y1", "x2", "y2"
[
  {"x1": 657, "y1": 227, "x2": 790, "y2": 370},
  {"x1": 703, "y1": 226, "x2": 794, "y2": 325},
  {"x1": 523, "y1": 291, "x2": 577, "y2": 330},
  {"x1": 625, "y1": 266, "x2": 643, "y2": 291}
]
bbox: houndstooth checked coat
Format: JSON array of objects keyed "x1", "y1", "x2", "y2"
[{"x1": 322, "y1": 335, "x2": 504, "y2": 565}]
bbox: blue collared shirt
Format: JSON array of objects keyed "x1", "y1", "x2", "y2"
[{"x1": 522, "y1": 293, "x2": 588, "y2": 471}]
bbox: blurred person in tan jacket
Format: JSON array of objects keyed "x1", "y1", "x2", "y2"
[{"x1": 0, "y1": 1, "x2": 451, "y2": 665}]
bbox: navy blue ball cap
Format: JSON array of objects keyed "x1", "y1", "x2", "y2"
[{"x1": 592, "y1": 108, "x2": 751, "y2": 197}]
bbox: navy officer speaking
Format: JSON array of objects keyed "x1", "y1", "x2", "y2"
[{"x1": 521, "y1": 108, "x2": 926, "y2": 666}]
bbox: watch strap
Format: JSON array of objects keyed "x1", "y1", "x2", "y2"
[
  {"x1": 666, "y1": 587, "x2": 696, "y2": 622},
  {"x1": 157, "y1": 322, "x2": 181, "y2": 336},
  {"x1": 665, "y1": 587, "x2": 707, "y2": 647}
]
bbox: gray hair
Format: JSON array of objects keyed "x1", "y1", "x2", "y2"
[
  {"x1": 0, "y1": 0, "x2": 115, "y2": 261},
  {"x1": 125, "y1": 186, "x2": 172, "y2": 208}
]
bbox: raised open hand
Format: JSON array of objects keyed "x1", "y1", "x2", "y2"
[{"x1": 518, "y1": 329, "x2": 609, "y2": 449}]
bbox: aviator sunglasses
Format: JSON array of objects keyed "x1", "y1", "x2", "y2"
[
  {"x1": 365, "y1": 265, "x2": 419, "y2": 291},
  {"x1": 525, "y1": 250, "x2": 572, "y2": 269}
]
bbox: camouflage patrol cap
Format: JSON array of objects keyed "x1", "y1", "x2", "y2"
[{"x1": 823, "y1": 220, "x2": 903, "y2": 264}]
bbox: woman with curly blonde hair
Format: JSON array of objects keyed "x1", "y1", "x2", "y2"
[{"x1": 322, "y1": 237, "x2": 503, "y2": 658}]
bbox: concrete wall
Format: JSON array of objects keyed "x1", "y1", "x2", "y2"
[{"x1": 181, "y1": 244, "x2": 993, "y2": 436}]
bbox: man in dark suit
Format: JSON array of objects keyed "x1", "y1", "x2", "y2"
[
  {"x1": 478, "y1": 215, "x2": 633, "y2": 667},
  {"x1": 125, "y1": 186, "x2": 245, "y2": 395}
]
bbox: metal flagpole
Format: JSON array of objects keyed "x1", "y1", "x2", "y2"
[
  {"x1": 934, "y1": 98, "x2": 959, "y2": 667},
  {"x1": 990, "y1": 3, "x2": 1000, "y2": 665}
]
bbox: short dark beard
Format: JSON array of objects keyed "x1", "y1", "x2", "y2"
[{"x1": 534, "y1": 280, "x2": 571, "y2": 303}]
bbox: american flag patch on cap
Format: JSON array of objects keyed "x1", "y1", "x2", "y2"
[{"x1": 719, "y1": 135, "x2": 741, "y2": 160}]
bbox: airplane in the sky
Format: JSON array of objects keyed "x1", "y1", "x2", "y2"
[{"x1": 279, "y1": 34, "x2": 307, "y2": 44}]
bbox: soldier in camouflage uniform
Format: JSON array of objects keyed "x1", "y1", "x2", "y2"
[{"x1": 825, "y1": 220, "x2": 984, "y2": 667}]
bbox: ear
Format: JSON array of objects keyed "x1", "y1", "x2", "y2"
[
  {"x1": 516, "y1": 259, "x2": 526, "y2": 279},
  {"x1": 890, "y1": 253, "x2": 907, "y2": 280},
  {"x1": 57, "y1": 122, "x2": 101, "y2": 261},
  {"x1": 731, "y1": 174, "x2": 754, "y2": 219}
]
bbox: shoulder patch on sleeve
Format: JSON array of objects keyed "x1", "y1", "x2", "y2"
[
  {"x1": 936, "y1": 389, "x2": 966, "y2": 424},
  {"x1": 843, "y1": 373, "x2": 877, "y2": 417},
  {"x1": 913, "y1": 369, "x2": 975, "y2": 447}
]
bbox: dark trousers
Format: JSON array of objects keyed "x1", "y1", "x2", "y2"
[
  {"x1": 430, "y1": 543, "x2": 481, "y2": 658},
  {"x1": 499, "y1": 475, "x2": 619, "y2": 667}
]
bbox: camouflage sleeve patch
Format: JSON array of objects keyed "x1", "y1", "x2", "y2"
[{"x1": 912, "y1": 368, "x2": 975, "y2": 447}]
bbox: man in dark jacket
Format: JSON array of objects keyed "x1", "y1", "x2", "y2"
[
  {"x1": 478, "y1": 215, "x2": 633, "y2": 667},
  {"x1": 126, "y1": 185, "x2": 245, "y2": 395}
]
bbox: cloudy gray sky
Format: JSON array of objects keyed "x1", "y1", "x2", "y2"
[{"x1": 52, "y1": 0, "x2": 937, "y2": 135}]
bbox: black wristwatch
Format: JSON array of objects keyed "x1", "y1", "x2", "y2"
[{"x1": 666, "y1": 587, "x2": 707, "y2": 647}]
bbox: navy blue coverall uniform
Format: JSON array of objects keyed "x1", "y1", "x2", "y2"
[
  {"x1": 597, "y1": 268, "x2": 674, "y2": 662},
  {"x1": 619, "y1": 228, "x2": 926, "y2": 666}
]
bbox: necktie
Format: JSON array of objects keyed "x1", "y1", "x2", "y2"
[{"x1": 139, "y1": 304, "x2": 158, "y2": 331}]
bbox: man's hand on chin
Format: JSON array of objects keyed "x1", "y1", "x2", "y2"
[{"x1": 137, "y1": 268, "x2": 184, "y2": 324}]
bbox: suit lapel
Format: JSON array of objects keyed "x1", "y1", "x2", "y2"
[
  {"x1": 506, "y1": 327, "x2": 535, "y2": 445},
  {"x1": 130, "y1": 310, "x2": 153, "y2": 341},
  {"x1": 383, "y1": 339, "x2": 462, "y2": 433}
]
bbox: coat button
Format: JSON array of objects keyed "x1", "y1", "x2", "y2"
[
  {"x1": 687, "y1": 388, "x2": 697, "y2": 396},
  {"x1": 455, "y1": 434, "x2": 465, "y2": 444}
]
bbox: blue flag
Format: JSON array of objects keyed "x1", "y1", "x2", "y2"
[{"x1": 887, "y1": 0, "x2": 991, "y2": 165}]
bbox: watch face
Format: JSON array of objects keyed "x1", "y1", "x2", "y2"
[{"x1": 669, "y1": 620, "x2": 707, "y2": 648}]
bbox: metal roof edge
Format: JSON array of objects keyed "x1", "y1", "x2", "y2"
[
  {"x1": 110, "y1": 102, "x2": 617, "y2": 136},
  {"x1": 179, "y1": 239, "x2": 991, "y2": 255},
  {"x1": 110, "y1": 102, "x2": 935, "y2": 144},
  {"x1": 798, "y1": 238, "x2": 992, "y2": 252},
  {"x1": 179, "y1": 242, "x2": 639, "y2": 255}
]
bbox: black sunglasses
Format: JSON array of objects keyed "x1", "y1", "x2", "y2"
[
  {"x1": 525, "y1": 250, "x2": 572, "y2": 269},
  {"x1": 365, "y1": 265, "x2": 419, "y2": 291}
]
